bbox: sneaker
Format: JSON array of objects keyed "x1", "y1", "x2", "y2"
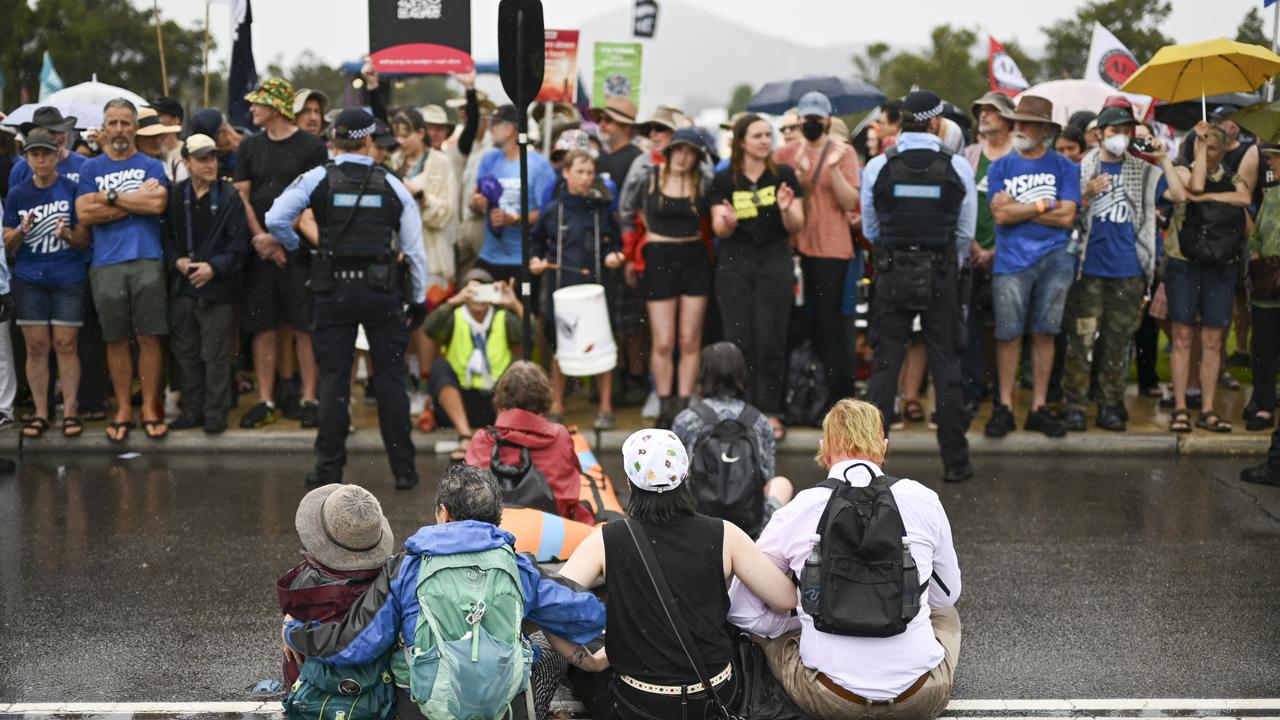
[
  {"x1": 395, "y1": 473, "x2": 420, "y2": 490},
  {"x1": 641, "y1": 391, "x2": 660, "y2": 420},
  {"x1": 984, "y1": 403, "x2": 1015, "y2": 438},
  {"x1": 1025, "y1": 407, "x2": 1067, "y2": 438},
  {"x1": 168, "y1": 412, "x2": 204, "y2": 431},
  {"x1": 1095, "y1": 404, "x2": 1127, "y2": 432},
  {"x1": 203, "y1": 416, "x2": 227, "y2": 435},
  {"x1": 279, "y1": 394, "x2": 302, "y2": 420},
  {"x1": 943, "y1": 462, "x2": 974, "y2": 483},
  {"x1": 300, "y1": 400, "x2": 319, "y2": 429},
  {"x1": 1061, "y1": 408, "x2": 1087, "y2": 432},
  {"x1": 239, "y1": 401, "x2": 276, "y2": 429},
  {"x1": 1241, "y1": 463, "x2": 1280, "y2": 486}
]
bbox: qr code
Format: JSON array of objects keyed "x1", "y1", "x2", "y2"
[{"x1": 398, "y1": 0, "x2": 442, "y2": 20}]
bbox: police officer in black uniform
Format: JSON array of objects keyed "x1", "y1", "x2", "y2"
[
  {"x1": 265, "y1": 108, "x2": 428, "y2": 489},
  {"x1": 860, "y1": 90, "x2": 978, "y2": 483}
]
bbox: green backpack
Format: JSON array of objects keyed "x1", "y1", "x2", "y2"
[
  {"x1": 283, "y1": 656, "x2": 395, "y2": 720},
  {"x1": 395, "y1": 545, "x2": 533, "y2": 720}
]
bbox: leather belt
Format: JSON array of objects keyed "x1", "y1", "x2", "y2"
[
  {"x1": 620, "y1": 664, "x2": 732, "y2": 696},
  {"x1": 816, "y1": 671, "x2": 929, "y2": 706}
]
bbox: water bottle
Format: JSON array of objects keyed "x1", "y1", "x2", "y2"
[
  {"x1": 800, "y1": 533, "x2": 823, "y2": 616},
  {"x1": 901, "y1": 536, "x2": 921, "y2": 622}
]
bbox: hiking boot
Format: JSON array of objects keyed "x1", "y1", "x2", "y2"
[
  {"x1": 168, "y1": 412, "x2": 204, "y2": 431},
  {"x1": 1240, "y1": 463, "x2": 1280, "y2": 486},
  {"x1": 1061, "y1": 408, "x2": 1087, "y2": 432},
  {"x1": 1096, "y1": 404, "x2": 1127, "y2": 432},
  {"x1": 240, "y1": 401, "x2": 276, "y2": 429},
  {"x1": 984, "y1": 403, "x2": 1015, "y2": 438},
  {"x1": 1025, "y1": 407, "x2": 1067, "y2": 438},
  {"x1": 943, "y1": 462, "x2": 974, "y2": 483},
  {"x1": 395, "y1": 473, "x2": 420, "y2": 490},
  {"x1": 300, "y1": 400, "x2": 320, "y2": 429},
  {"x1": 203, "y1": 415, "x2": 227, "y2": 435}
]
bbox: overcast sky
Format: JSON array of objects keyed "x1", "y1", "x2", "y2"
[{"x1": 155, "y1": 0, "x2": 1273, "y2": 70}]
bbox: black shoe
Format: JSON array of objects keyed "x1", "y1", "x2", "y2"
[
  {"x1": 203, "y1": 416, "x2": 227, "y2": 434},
  {"x1": 1186, "y1": 392, "x2": 1203, "y2": 409},
  {"x1": 1227, "y1": 351, "x2": 1251, "y2": 369},
  {"x1": 168, "y1": 412, "x2": 204, "y2": 431},
  {"x1": 300, "y1": 400, "x2": 319, "y2": 429},
  {"x1": 1243, "y1": 400, "x2": 1259, "y2": 422},
  {"x1": 1096, "y1": 404, "x2": 1127, "y2": 432},
  {"x1": 0, "y1": 456, "x2": 15, "y2": 474},
  {"x1": 1240, "y1": 463, "x2": 1280, "y2": 486},
  {"x1": 1061, "y1": 408, "x2": 1087, "y2": 432},
  {"x1": 984, "y1": 403, "x2": 1015, "y2": 438},
  {"x1": 943, "y1": 462, "x2": 974, "y2": 483},
  {"x1": 279, "y1": 394, "x2": 302, "y2": 420},
  {"x1": 395, "y1": 473, "x2": 420, "y2": 490},
  {"x1": 655, "y1": 396, "x2": 677, "y2": 430},
  {"x1": 305, "y1": 471, "x2": 341, "y2": 488},
  {"x1": 1247, "y1": 412, "x2": 1275, "y2": 432},
  {"x1": 1026, "y1": 407, "x2": 1067, "y2": 438},
  {"x1": 240, "y1": 401, "x2": 276, "y2": 429}
]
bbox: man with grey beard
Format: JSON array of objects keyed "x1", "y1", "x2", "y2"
[{"x1": 982, "y1": 95, "x2": 1080, "y2": 440}]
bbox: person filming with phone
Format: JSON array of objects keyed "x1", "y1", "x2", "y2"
[{"x1": 422, "y1": 268, "x2": 533, "y2": 461}]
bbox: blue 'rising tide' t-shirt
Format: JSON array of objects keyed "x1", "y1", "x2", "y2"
[
  {"x1": 76, "y1": 152, "x2": 168, "y2": 267},
  {"x1": 986, "y1": 149, "x2": 1082, "y2": 275},
  {"x1": 10, "y1": 152, "x2": 87, "y2": 189},
  {"x1": 475, "y1": 148, "x2": 556, "y2": 266},
  {"x1": 2, "y1": 176, "x2": 87, "y2": 286},
  {"x1": 1083, "y1": 161, "x2": 1168, "y2": 279}
]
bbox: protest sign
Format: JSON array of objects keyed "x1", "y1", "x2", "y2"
[
  {"x1": 593, "y1": 42, "x2": 643, "y2": 109},
  {"x1": 537, "y1": 29, "x2": 580, "y2": 103},
  {"x1": 369, "y1": 0, "x2": 473, "y2": 74}
]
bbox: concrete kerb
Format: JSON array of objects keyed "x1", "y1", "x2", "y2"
[{"x1": 5, "y1": 426, "x2": 1268, "y2": 457}]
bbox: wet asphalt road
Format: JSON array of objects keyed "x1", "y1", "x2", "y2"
[{"x1": 1, "y1": 451, "x2": 1279, "y2": 702}]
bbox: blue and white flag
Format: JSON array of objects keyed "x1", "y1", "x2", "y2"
[{"x1": 38, "y1": 51, "x2": 64, "y2": 101}]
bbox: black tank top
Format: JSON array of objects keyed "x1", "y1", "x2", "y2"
[
  {"x1": 645, "y1": 184, "x2": 702, "y2": 238},
  {"x1": 603, "y1": 514, "x2": 732, "y2": 684}
]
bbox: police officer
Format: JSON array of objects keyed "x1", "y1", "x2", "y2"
[
  {"x1": 265, "y1": 108, "x2": 429, "y2": 489},
  {"x1": 859, "y1": 90, "x2": 978, "y2": 483}
]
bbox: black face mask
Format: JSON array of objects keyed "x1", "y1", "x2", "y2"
[{"x1": 801, "y1": 119, "x2": 826, "y2": 142}]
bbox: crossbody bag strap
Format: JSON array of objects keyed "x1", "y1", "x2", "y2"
[{"x1": 623, "y1": 519, "x2": 735, "y2": 719}]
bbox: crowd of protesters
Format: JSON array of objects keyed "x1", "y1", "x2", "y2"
[{"x1": 0, "y1": 64, "x2": 1276, "y2": 476}]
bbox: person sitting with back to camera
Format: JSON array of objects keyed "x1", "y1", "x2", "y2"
[
  {"x1": 671, "y1": 341, "x2": 793, "y2": 539},
  {"x1": 466, "y1": 360, "x2": 595, "y2": 524},
  {"x1": 422, "y1": 267, "x2": 533, "y2": 461}
]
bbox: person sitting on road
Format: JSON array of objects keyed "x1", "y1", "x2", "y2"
[
  {"x1": 276, "y1": 484, "x2": 396, "y2": 717},
  {"x1": 728, "y1": 399, "x2": 962, "y2": 720},
  {"x1": 466, "y1": 360, "x2": 595, "y2": 524},
  {"x1": 420, "y1": 268, "x2": 533, "y2": 460},
  {"x1": 283, "y1": 464, "x2": 607, "y2": 720},
  {"x1": 557, "y1": 429, "x2": 797, "y2": 720},
  {"x1": 672, "y1": 341, "x2": 793, "y2": 536}
]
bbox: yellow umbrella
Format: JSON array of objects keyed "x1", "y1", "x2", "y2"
[{"x1": 1119, "y1": 37, "x2": 1280, "y2": 121}]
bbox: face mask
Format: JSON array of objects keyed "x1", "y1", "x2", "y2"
[
  {"x1": 801, "y1": 119, "x2": 826, "y2": 142},
  {"x1": 1103, "y1": 134, "x2": 1131, "y2": 156}
]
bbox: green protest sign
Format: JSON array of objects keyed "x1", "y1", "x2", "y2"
[{"x1": 593, "y1": 42, "x2": 643, "y2": 109}]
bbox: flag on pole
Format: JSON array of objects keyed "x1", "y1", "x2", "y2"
[
  {"x1": 225, "y1": 0, "x2": 257, "y2": 127},
  {"x1": 988, "y1": 36, "x2": 1029, "y2": 97},
  {"x1": 38, "y1": 51, "x2": 64, "y2": 101},
  {"x1": 1084, "y1": 23, "x2": 1139, "y2": 89}
]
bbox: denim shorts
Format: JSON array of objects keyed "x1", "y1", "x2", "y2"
[
  {"x1": 14, "y1": 277, "x2": 86, "y2": 328},
  {"x1": 1164, "y1": 257, "x2": 1238, "y2": 328},
  {"x1": 992, "y1": 248, "x2": 1076, "y2": 341}
]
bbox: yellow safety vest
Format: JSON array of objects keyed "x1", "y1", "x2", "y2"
[{"x1": 444, "y1": 306, "x2": 512, "y2": 391}]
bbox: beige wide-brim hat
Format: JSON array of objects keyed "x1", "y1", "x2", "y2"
[
  {"x1": 295, "y1": 484, "x2": 394, "y2": 572},
  {"x1": 136, "y1": 107, "x2": 181, "y2": 137}
]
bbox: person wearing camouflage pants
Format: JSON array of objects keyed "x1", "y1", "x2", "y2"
[{"x1": 1062, "y1": 275, "x2": 1148, "y2": 429}]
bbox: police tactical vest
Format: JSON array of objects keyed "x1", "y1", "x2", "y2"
[
  {"x1": 872, "y1": 145, "x2": 966, "y2": 250},
  {"x1": 316, "y1": 162, "x2": 403, "y2": 261}
]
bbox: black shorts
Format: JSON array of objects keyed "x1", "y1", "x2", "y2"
[
  {"x1": 240, "y1": 250, "x2": 314, "y2": 334},
  {"x1": 641, "y1": 241, "x2": 711, "y2": 301}
]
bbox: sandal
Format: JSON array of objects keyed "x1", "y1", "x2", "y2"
[
  {"x1": 1196, "y1": 411, "x2": 1232, "y2": 433},
  {"x1": 142, "y1": 419, "x2": 169, "y2": 439},
  {"x1": 106, "y1": 421, "x2": 135, "y2": 443},
  {"x1": 450, "y1": 434, "x2": 472, "y2": 462},
  {"x1": 82, "y1": 408, "x2": 108, "y2": 422},
  {"x1": 1219, "y1": 371, "x2": 1241, "y2": 391},
  {"x1": 903, "y1": 400, "x2": 925, "y2": 423},
  {"x1": 22, "y1": 416, "x2": 49, "y2": 439},
  {"x1": 62, "y1": 417, "x2": 83, "y2": 438},
  {"x1": 1169, "y1": 409, "x2": 1192, "y2": 433}
]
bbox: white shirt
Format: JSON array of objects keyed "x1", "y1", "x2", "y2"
[{"x1": 728, "y1": 459, "x2": 961, "y2": 700}]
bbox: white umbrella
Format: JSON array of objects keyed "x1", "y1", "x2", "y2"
[
  {"x1": 44, "y1": 79, "x2": 147, "y2": 109},
  {"x1": 1016, "y1": 79, "x2": 1152, "y2": 127},
  {"x1": 1, "y1": 102, "x2": 105, "y2": 130}
]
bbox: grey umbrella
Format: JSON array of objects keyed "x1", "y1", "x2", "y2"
[{"x1": 747, "y1": 76, "x2": 886, "y2": 116}]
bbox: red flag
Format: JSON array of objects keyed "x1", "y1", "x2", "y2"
[{"x1": 988, "y1": 36, "x2": 1029, "y2": 97}]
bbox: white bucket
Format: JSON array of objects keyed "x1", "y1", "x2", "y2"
[{"x1": 553, "y1": 283, "x2": 617, "y2": 377}]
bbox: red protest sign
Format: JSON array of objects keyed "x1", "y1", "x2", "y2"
[{"x1": 536, "y1": 29, "x2": 580, "y2": 103}]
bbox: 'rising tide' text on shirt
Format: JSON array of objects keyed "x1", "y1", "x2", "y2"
[{"x1": 94, "y1": 168, "x2": 148, "y2": 193}]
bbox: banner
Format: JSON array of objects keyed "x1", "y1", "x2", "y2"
[
  {"x1": 369, "y1": 0, "x2": 473, "y2": 75},
  {"x1": 593, "y1": 42, "x2": 642, "y2": 110},
  {"x1": 226, "y1": 0, "x2": 257, "y2": 128},
  {"x1": 1085, "y1": 23, "x2": 1139, "y2": 90},
  {"x1": 988, "y1": 36, "x2": 1029, "y2": 97},
  {"x1": 633, "y1": 0, "x2": 658, "y2": 38},
  {"x1": 536, "y1": 29, "x2": 580, "y2": 104},
  {"x1": 38, "y1": 51, "x2": 63, "y2": 101}
]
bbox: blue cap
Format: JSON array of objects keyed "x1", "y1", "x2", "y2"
[
  {"x1": 796, "y1": 91, "x2": 833, "y2": 119},
  {"x1": 188, "y1": 108, "x2": 225, "y2": 139}
]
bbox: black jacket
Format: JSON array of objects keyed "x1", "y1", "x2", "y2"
[{"x1": 162, "y1": 178, "x2": 249, "y2": 304}]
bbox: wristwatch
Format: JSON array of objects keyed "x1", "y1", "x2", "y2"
[{"x1": 106, "y1": 189, "x2": 119, "y2": 206}]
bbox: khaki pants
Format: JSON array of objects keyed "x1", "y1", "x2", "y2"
[{"x1": 760, "y1": 607, "x2": 961, "y2": 720}]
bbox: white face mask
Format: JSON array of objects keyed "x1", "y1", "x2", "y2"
[{"x1": 1103, "y1": 134, "x2": 1131, "y2": 157}]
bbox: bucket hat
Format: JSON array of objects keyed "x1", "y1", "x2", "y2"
[
  {"x1": 970, "y1": 90, "x2": 1016, "y2": 121},
  {"x1": 244, "y1": 77, "x2": 297, "y2": 120},
  {"x1": 295, "y1": 484, "x2": 394, "y2": 571},
  {"x1": 19, "y1": 106, "x2": 76, "y2": 134}
]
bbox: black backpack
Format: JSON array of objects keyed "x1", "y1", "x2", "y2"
[
  {"x1": 783, "y1": 342, "x2": 829, "y2": 427},
  {"x1": 802, "y1": 463, "x2": 924, "y2": 638},
  {"x1": 487, "y1": 428, "x2": 558, "y2": 514},
  {"x1": 688, "y1": 401, "x2": 768, "y2": 537},
  {"x1": 1179, "y1": 172, "x2": 1246, "y2": 267}
]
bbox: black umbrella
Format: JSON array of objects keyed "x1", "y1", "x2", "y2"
[
  {"x1": 747, "y1": 76, "x2": 886, "y2": 116},
  {"x1": 1153, "y1": 92, "x2": 1262, "y2": 130}
]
